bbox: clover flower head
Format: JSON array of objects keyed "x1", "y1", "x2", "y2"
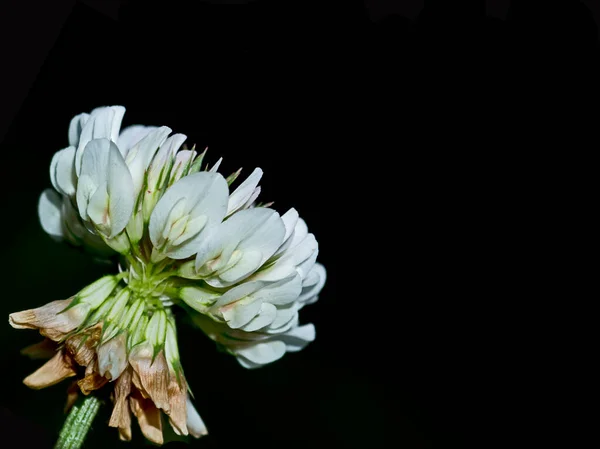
[{"x1": 11, "y1": 106, "x2": 326, "y2": 445}]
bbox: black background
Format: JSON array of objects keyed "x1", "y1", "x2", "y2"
[{"x1": 0, "y1": 1, "x2": 597, "y2": 448}]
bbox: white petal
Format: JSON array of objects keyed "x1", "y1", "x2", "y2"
[
  {"x1": 281, "y1": 324, "x2": 316, "y2": 352},
  {"x1": 193, "y1": 226, "x2": 230, "y2": 270},
  {"x1": 227, "y1": 167, "x2": 263, "y2": 215},
  {"x1": 272, "y1": 207, "x2": 299, "y2": 258},
  {"x1": 297, "y1": 248, "x2": 318, "y2": 280},
  {"x1": 68, "y1": 113, "x2": 90, "y2": 147},
  {"x1": 280, "y1": 208, "x2": 299, "y2": 245},
  {"x1": 302, "y1": 266, "x2": 320, "y2": 287},
  {"x1": 125, "y1": 126, "x2": 171, "y2": 197},
  {"x1": 75, "y1": 106, "x2": 125, "y2": 175},
  {"x1": 38, "y1": 189, "x2": 63, "y2": 239},
  {"x1": 216, "y1": 250, "x2": 263, "y2": 284},
  {"x1": 76, "y1": 139, "x2": 135, "y2": 237},
  {"x1": 241, "y1": 187, "x2": 261, "y2": 210},
  {"x1": 282, "y1": 233, "x2": 318, "y2": 268},
  {"x1": 60, "y1": 198, "x2": 85, "y2": 244},
  {"x1": 221, "y1": 297, "x2": 263, "y2": 329},
  {"x1": 208, "y1": 157, "x2": 223, "y2": 173},
  {"x1": 236, "y1": 357, "x2": 264, "y2": 369},
  {"x1": 108, "y1": 106, "x2": 126, "y2": 143},
  {"x1": 201, "y1": 209, "x2": 286, "y2": 287},
  {"x1": 234, "y1": 209, "x2": 286, "y2": 262},
  {"x1": 49, "y1": 151, "x2": 61, "y2": 193},
  {"x1": 60, "y1": 198, "x2": 113, "y2": 255},
  {"x1": 196, "y1": 209, "x2": 285, "y2": 278},
  {"x1": 86, "y1": 182, "x2": 109, "y2": 226},
  {"x1": 212, "y1": 280, "x2": 265, "y2": 309},
  {"x1": 250, "y1": 261, "x2": 296, "y2": 283},
  {"x1": 236, "y1": 340, "x2": 286, "y2": 367},
  {"x1": 240, "y1": 302, "x2": 277, "y2": 332},
  {"x1": 253, "y1": 274, "x2": 302, "y2": 306},
  {"x1": 289, "y1": 217, "x2": 309, "y2": 249},
  {"x1": 266, "y1": 303, "x2": 298, "y2": 331},
  {"x1": 97, "y1": 334, "x2": 127, "y2": 380},
  {"x1": 149, "y1": 172, "x2": 228, "y2": 259},
  {"x1": 53, "y1": 147, "x2": 77, "y2": 197},
  {"x1": 186, "y1": 397, "x2": 208, "y2": 437},
  {"x1": 147, "y1": 133, "x2": 186, "y2": 186},
  {"x1": 117, "y1": 125, "x2": 157, "y2": 156},
  {"x1": 298, "y1": 263, "x2": 327, "y2": 303},
  {"x1": 106, "y1": 152, "x2": 135, "y2": 236},
  {"x1": 171, "y1": 215, "x2": 207, "y2": 247},
  {"x1": 214, "y1": 276, "x2": 300, "y2": 326},
  {"x1": 169, "y1": 150, "x2": 197, "y2": 183}
]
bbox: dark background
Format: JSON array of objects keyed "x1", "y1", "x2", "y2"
[{"x1": 0, "y1": 1, "x2": 597, "y2": 448}]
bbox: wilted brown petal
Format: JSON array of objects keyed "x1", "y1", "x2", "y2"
[
  {"x1": 109, "y1": 366, "x2": 132, "y2": 429},
  {"x1": 130, "y1": 390, "x2": 164, "y2": 445},
  {"x1": 119, "y1": 425, "x2": 132, "y2": 442},
  {"x1": 131, "y1": 368, "x2": 149, "y2": 398},
  {"x1": 23, "y1": 350, "x2": 76, "y2": 389},
  {"x1": 9, "y1": 298, "x2": 89, "y2": 341},
  {"x1": 64, "y1": 381, "x2": 80, "y2": 413},
  {"x1": 167, "y1": 373, "x2": 188, "y2": 436},
  {"x1": 20, "y1": 338, "x2": 58, "y2": 360},
  {"x1": 77, "y1": 358, "x2": 108, "y2": 394},
  {"x1": 129, "y1": 343, "x2": 170, "y2": 412},
  {"x1": 65, "y1": 324, "x2": 102, "y2": 367}
]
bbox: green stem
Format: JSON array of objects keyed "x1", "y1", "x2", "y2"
[{"x1": 54, "y1": 395, "x2": 101, "y2": 449}]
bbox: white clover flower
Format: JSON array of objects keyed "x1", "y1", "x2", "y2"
[{"x1": 12, "y1": 105, "x2": 326, "y2": 445}]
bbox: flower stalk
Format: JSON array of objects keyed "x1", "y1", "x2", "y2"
[{"x1": 54, "y1": 395, "x2": 101, "y2": 449}]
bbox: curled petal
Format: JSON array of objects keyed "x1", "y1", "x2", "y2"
[
  {"x1": 119, "y1": 425, "x2": 132, "y2": 442},
  {"x1": 9, "y1": 298, "x2": 90, "y2": 341},
  {"x1": 65, "y1": 323, "x2": 102, "y2": 366},
  {"x1": 78, "y1": 359, "x2": 108, "y2": 394},
  {"x1": 65, "y1": 381, "x2": 80, "y2": 413},
  {"x1": 167, "y1": 376, "x2": 188, "y2": 436},
  {"x1": 23, "y1": 351, "x2": 76, "y2": 389},
  {"x1": 109, "y1": 367, "x2": 133, "y2": 430},
  {"x1": 130, "y1": 390, "x2": 164, "y2": 445}
]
